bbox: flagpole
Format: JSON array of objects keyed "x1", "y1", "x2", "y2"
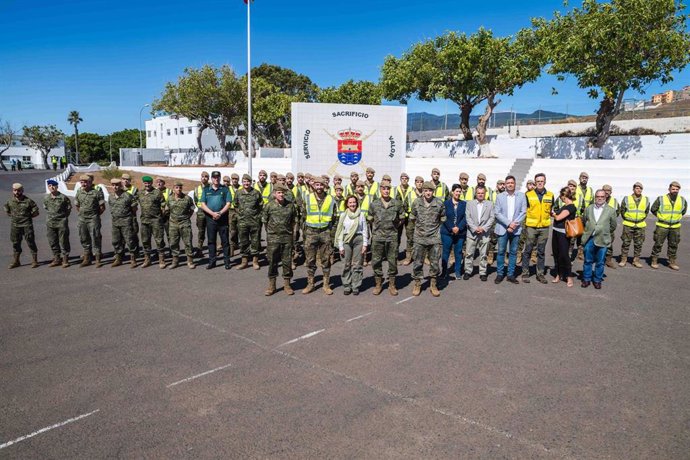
[{"x1": 246, "y1": 0, "x2": 253, "y2": 178}]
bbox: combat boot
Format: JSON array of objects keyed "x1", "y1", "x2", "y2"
[
  {"x1": 111, "y1": 254, "x2": 122, "y2": 267},
  {"x1": 605, "y1": 255, "x2": 616, "y2": 269},
  {"x1": 252, "y1": 256, "x2": 260, "y2": 270},
  {"x1": 283, "y1": 279, "x2": 294, "y2": 295},
  {"x1": 330, "y1": 253, "x2": 336, "y2": 266},
  {"x1": 401, "y1": 249, "x2": 412, "y2": 266},
  {"x1": 49, "y1": 256, "x2": 61, "y2": 267},
  {"x1": 170, "y1": 256, "x2": 179, "y2": 269},
  {"x1": 412, "y1": 279, "x2": 422, "y2": 296},
  {"x1": 141, "y1": 254, "x2": 151, "y2": 268},
  {"x1": 130, "y1": 254, "x2": 138, "y2": 268},
  {"x1": 322, "y1": 271, "x2": 333, "y2": 295},
  {"x1": 632, "y1": 257, "x2": 643, "y2": 268},
  {"x1": 229, "y1": 245, "x2": 235, "y2": 258},
  {"x1": 651, "y1": 256, "x2": 659, "y2": 269},
  {"x1": 159, "y1": 254, "x2": 167, "y2": 269},
  {"x1": 388, "y1": 276, "x2": 398, "y2": 296},
  {"x1": 31, "y1": 253, "x2": 39, "y2": 268},
  {"x1": 516, "y1": 252, "x2": 522, "y2": 265},
  {"x1": 618, "y1": 253, "x2": 628, "y2": 267},
  {"x1": 429, "y1": 277, "x2": 440, "y2": 297},
  {"x1": 8, "y1": 252, "x2": 20, "y2": 269},
  {"x1": 669, "y1": 258, "x2": 679, "y2": 270},
  {"x1": 80, "y1": 252, "x2": 91, "y2": 267},
  {"x1": 94, "y1": 254, "x2": 102, "y2": 268},
  {"x1": 187, "y1": 257, "x2": 196, "y2": 269},
  {"x1": 265, "y1": 277, "x2": 277, "y2": 296},
  {"x1": 61, "y1": 255, "x2": 70, "y2": 268},
  {"x1": 372, "y1": 276, "x2": 383, "y2": 295},
  {"x1": 236, "y1": 257, "x2": 249, "y2": 270},
  {"x1": 302, "y1": 276, "x2": 315, "y2": 294}
]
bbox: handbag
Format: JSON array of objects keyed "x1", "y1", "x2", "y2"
[{"x1": 565, "y1": 216, "x2": 584, "y2": 238}]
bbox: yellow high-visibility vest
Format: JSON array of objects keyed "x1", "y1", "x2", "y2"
[
  {"x1": 607, "y1": 197, "x2": 618, "y2": 212},
  {"x1": 366, "y1": 181, "x2": 379, "y2": 201},
  {"x1": 304, "y1": 193, "x2": 334, "y2": 228},
  {"x1": 433, "y1": 182, "x2": 448, "y2": 200},
  {"x1": 459, "y1": 186, "x2": 474, "y2": 201},
  {"x1": 254, "y1": 181, "x2": 272, "y2": 204},
  {"x1": 194, "y1": 184, "x2": 207, "y2": 208},
  {"x1": 357, "y1": 194, "x2": 371, "y2": 216},
  {"x1": 576, "y1": 186, "x2": 593, "y2": 208},
  {"x1": 655, "y1": 194, "x2": 686, "y2": 228},
  {"x1": 396, "y1": 185, "x2": 413, "y2": 216},
  {"x1": 622, "y1": 195, "x2": 648, "y2": 228},
  {"x1": 525, "y1": 189, "x2": 554, "y2": 228}
]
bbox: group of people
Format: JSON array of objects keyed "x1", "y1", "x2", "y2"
[{"x1": 4, "y1": 167, "x2": 686, "y2": 296}]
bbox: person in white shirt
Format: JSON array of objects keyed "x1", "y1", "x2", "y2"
[{"x1": 335, "y1": 195, "x2": 368, "y2": 295}]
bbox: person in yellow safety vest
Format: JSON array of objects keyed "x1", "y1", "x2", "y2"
[
  {"x1": 321, "y1": 174, "x2": 333, "y2": 196},
  {"x1": 269, "y1": 171, "x2": 277, "y2": 186},
  {"x1": 254, "y1": 169, "x2": 272, "y2": 204},
  {"x1": 601, "y1": 184, "x2": 620, "y2": 268},
  {"x1": 560, "y1": 180, "x2": 585, "y2": 216},
  {"x1": 121, "y1": 173, "x2": 140, "y2": 250},
  {"x1": 345, "y1": 171, "x2": 359, "y2": 196},
  {"x1": 301, "y1": 176, "x2": 337, "y2": 294},
  {"x1": 650, "y1": 181, "x2": 687, "y2": 270},
  {"x1": 573, "y1": 172, "x2": 593, "y2": 260},
  {"x1": 395, "y1": 172, "x2": 413, "y2": 258},
  {"x1": 296, "y1": 172, "x2": 308, "y2": 199},
  {"x1": 155, "y1": 177, "x2": 171, "y2": 246},
  {"x1": 474, "y1": 173, "x2": 492, "y2": 200},
  {"x1": 330, "y1": 184, "x2": 346, "y2": 264},
  {"x1": 619, "y1": 182, "x2": 649, "y2": 268},
  {"x1": 458, "y1": 172, "x2": 474, "y2": 201},
  {"x1": 430, "y1": 167, "x2": 449, "y2": 200},
  {"x1": 331, "y1": 174, "x2": 343, "y2": 197},
  {"x1": 364, "y1": 167, "x2": 380, "y2": 202},
  {"x1": 193, "y1": 171, "x2": 210, "y2": 257},
  {"x1": 521, "y1": 172, "x2": 554, "y2": 284},
  {"x1": 492, "y1": 179, "x2": 506, "y2": 203},
  {"x1": 354, "y1": 180, "x2": 370, "y2": 216}
]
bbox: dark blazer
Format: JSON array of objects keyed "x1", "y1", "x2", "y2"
[{"x1": 442, "y1": 199, "x2": 467, "y2": 237}]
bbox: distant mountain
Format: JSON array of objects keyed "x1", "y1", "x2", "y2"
[{"x1": 407, "y1": 110, "x2": 575, "y2": 131}]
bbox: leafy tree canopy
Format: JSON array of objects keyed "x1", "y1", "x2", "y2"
[{"x1": 318, "y1": 80, "x2": 382, "y2": 105}]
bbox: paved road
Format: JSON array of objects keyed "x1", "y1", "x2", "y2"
[{"x1": 1, "y1": 171, "x2": 689, "y2": 458}]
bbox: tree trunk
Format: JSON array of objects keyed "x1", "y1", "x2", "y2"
[
  {"x1": 196, "y1": 125, "x2": 205, "y2": 152},
  {"x1": 42, "y1": 150, "x2": 50, "y2": 169},
  {"x1": 591, "y1": 90, "x2": 625, "y2": 149},
  {"x1": 215, "y1": 127, "x2": 228, "y2": 165},
  {"x1": 459, "y1": 102, "x2": 473, "y2": 141},
  {"x1": 0, "y1": 146, "x2": 8, "y2": 171},
  {"x1": 236, "y1": 135, "x2": 249, "y2": 158},
  {"x1": 277, "y1": 118, "x2": 289, "y2": 148},
  {"x1": 74, "y1": 127, "x2": 80, "y2": 165},
  {"x1": 476, "y1": 94, "x2": 500, "y2": 145}
]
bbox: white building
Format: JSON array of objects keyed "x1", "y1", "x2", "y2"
[
  {"x1": 1, "y1": 140, "x2": 66, "y2": 169},
  {"x1": 145, "y1": 115, "x2": 228, "y2": 151}
]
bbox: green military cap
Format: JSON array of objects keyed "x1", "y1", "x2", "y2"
[
  {"x1": 477, "y1": 173, "x2": 486, "y2": 180},
  {"x1": 333, "y1": 173, "x2": 342, "y2": 180},
  {"x1": 633, "y1": 182, "x2": 643, "y2": 189},
  {"x1": 174, "y1": 180, "x2": 184, "y2": 187},
  {"x1": 567, "y1": 179, "x2": 577, "y2": 186},
  {"x1": 415, "y1": 176, "x2": 424, "y2": 182},
  {"x1": 276, "y1": 174, "x2": 285, "y2": 180},
  {"x1": 79, "y1": 174, "x2": 91, "y2": 181},
  {"x1": 273, "y1": 184, "x2": 288, "y2": 192},
  {"x1": 110, "y1": 178, "x2": 122, "y2": 185},
  {"x1": 579, "y1": 171, "x2": 589, "y2": 178},
  {"x1": 242, "y1": 174, "x2": 252, "y2": 182},
  {"x1": 286, "y1": 172, "x2": 294, "y2": 179},
  {"x1": 382, "y1": 174, "x2": 392, "y2": 181},
  {"x1": 334, "y1": 184, "x2": 344, "y2": 191},
  {"x1": 355, "y1": 180, "x2": 366, "y2": 187},
  {"x1": 312, "y1": 176, "x2": 326, "y2": 185},
  {"x1": 422, "y1": 181, "x2": 436, "y2": 190},
  {"x1": 297, "y1": 172, "x2": 304, "y2": 178},
  {"x1": 121, "y1": 173, "x2": 131, "y2": 180},
  {"x1": 459, "y1": 172, "x2": 469, "y2": 180},
  {"x1": 431, "y1": 167, "x2": 440, "y2": 174},
  {"x1": 270, "y1": 171, "x2": 277, "y2": 177},
  {"x1": 602, "y1": 184, "x2": 612, "y2": 191},
  {"x1": 670, "y1": 181, "x2": 681, "y2": 188},
  {"x1": 142, "y1": 175, "x2": 153, "y2": 183},
  {"x1": 321, "y1": 174, "x2": 330, "y2": 180},
  {"x1": 231, "y1": 173, "x2": 239, "y2": 179},
  {"x1": 380, "y1": 180, "x2": 392, "y2": 189},
  {"x1": 305, "y1": 173, "x2": 313, "y2": 179},
  {"x1": 365, "y1": 167, "x2": 375, "y2": 173},
  {"x1": 12, "y1": 182, "x2": 23, "y2": 190},
  {"x1": 400, "y1": 172, "x2": 409, "y2": 178}
]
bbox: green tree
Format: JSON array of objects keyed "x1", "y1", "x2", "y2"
[
  {"x1": 318, "y1": 80, "x2": 382, "y2": 105},
  {"x1": 22, "y1": 125, "x2": 64, "y2": 169},
  {"x1": 67, "y1": 110, "x2": 82, "y2": 164},
  {"x1": 0, "y1": 119, "x2": 17, "y2": 171},
  {"x1": 533, "y1": 0, "x2": 690, "y2": 149},
  {"x1": 381, "y1": 28, "x2": 543, "y2": 143},
  {"x1": 65, "y1": 133, "x2": 108, "y2": 164}
]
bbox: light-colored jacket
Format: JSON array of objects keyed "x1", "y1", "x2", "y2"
[
  {"x1": 494, "y1": 191, "x2": 527, "y2": 236},
  {"x1": 582, "y1": 204, "x2": 618, "y2": 247},
  {"x1": 465, "y1": 199, "x2": 495, "y2": 240}
]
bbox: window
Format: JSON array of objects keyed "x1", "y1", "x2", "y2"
[
  {"x1": 166, "y1": 129, "x2": 171, "y2": 136},
  {"x1": 153, "y1": 131, "x2": 157, "y2": 137},
  {"x1": 188, "y1": 127, "x2": 193, "y2": 134},
  {"x1": 174, "y1": 128, "x2": 178, "y2": 135},
  {"x1": 147, "y1": 131, "x2": 151, "y2": 138}
]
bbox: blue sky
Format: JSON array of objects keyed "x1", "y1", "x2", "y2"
[{"x1": 1, "y1": 0, "x2": 688, "y2": 135}]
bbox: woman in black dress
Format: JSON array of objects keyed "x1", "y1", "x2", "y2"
[{"x1": 551, "y1": 186, "x2": 577, "y2": 287}]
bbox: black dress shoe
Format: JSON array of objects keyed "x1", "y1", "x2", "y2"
[
  {"x1": 463, "y1": 273, "x2": 470, "y2": 280},
  {"x1": 507, "y1": 277, "x2": 519, "y2": 284},
  {"x1": 206, "y1": 260, "x2": 216, "y2": 270},
  {"x1": 480, "y1": 275, "x2": 487, "y2": 282},
  {"x1": 593, "y1": 281, "x2": 602, "y2": 289},
  {"x1": 224, "y1": 263, "x2": 231, "y2": 270},
  {"x1": 581, "y1": 281, "x2": 590, "y2": 288},
  {"x1": 495, "y1": 276, "x2": 504, "y2": 284}
]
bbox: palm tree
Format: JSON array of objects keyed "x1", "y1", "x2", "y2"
[{"x1": 67, "y1": 110, "x2": 82, "y2": 164}]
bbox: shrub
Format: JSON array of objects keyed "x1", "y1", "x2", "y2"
[{"x1": 101, "y1": 167, "x2": 123, "y2": 180}]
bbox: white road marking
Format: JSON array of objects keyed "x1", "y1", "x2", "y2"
[
  {"x1": 345, "y1": 312, "x2": 373, "y2": 322},
  {"x1": 395, "y1": 296, "x2": 415, "y2": 305},
  {"x1": 167, "y1": 363, "x2": 233, "y2": 388},
  {"x1": 277, "y1": 329, "x2": 325, "y2": 348},
  {"x1": 0, "y1": 410, "x2": 99, "y2": 450}
]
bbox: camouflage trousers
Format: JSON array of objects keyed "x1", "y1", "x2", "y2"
[
  {"x1": 413, "y1": 242, "x2": 441, "y2": 280},
  {"x1": 651, "y1": 226, "x2": 681, "y2": 259},
  {"x1": 267, "y1": 240, "x2": 293, "y2": 279},
  {"x1": 229, "y1": 210, "x2": 239, "y2": 249},
  {"x1": 140, "y1": 219, "x2": 166, "y2": 255},
  {"x1": 304, "y1": 227, "x2": 332, "y2": 277},
  {"x1": 112, "y1": 220, "x2": 137, "y2": 256},
  {"x1": 169, "y1": 221, "x2": 193, "y2": 257},
  {"x1": 487, "y1": 227, "x2": 498, "y2": 257},
  {"x1": 47, "y1": 221, "x2": 70, "y2": 257},
  {"x1": 196, "y1": 211, "x2": 206, "y2": 249},
  {"x1": 397, "y1": 217, "x2": 414, "y2": 252},
  {"x1": 606, "y1": 234, "x2": 616, "y2": 258},
  {"x1": 11, "y1": 224, "x2": 37, "y2": 254},
  {"x1": 372, "y1": 239, "x2": 399, "y2": 277},
  {"x1": 78, "y1": 217, "x2": 102, "y2": 256},
  {"x1": 238, "y1": 222, "x2": 261, "y2": 257},
  {"x1": 619, "y1": 225, "x2": 646, "y2": 258},
  {"x1": 161, "y1": 214, "x2": 170, "y2": 246},
  {"x1": 131, "y1": 216, "x2": 140, "y2": 248}
]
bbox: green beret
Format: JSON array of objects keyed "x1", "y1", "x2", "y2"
[
  {"x1": 142, "y1": 176, "x2": 153, "y2": 183},
  {"x1": 274, "y1": 184, "x2": 288, "y2": 192}
]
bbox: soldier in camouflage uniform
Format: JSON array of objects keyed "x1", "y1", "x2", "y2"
[
  {"x1": 619, "y1": 182, "x2": 649, "y2": 268},
  {"x1": 156, "y1": 177, "x2": 171, "y2": 247},
  {"x1": 138, "y1": 176, "x2": 167, "y2": 268},
  {"x1": 5, "y1": 183, "x2": 40, "y2": 269},
  {"x1": 75, "y1": 174, "x2": 105, "y2": 267},
  {"x1": 108, "y1": 178, "x2": 138, "y2": 268},
  {"x1": 368, "y1": 180, "x2": 404, "y2": 296},
  {"x1": 302, "y1": 177, "x2": 337, "y2": 295},
  {"x1": 193, "y1": 171, "x2": 210, "y2": 257},
  {"x1": 167, "y1": 180, "x2": 196, "y2": 269},
  {"x1": 229, "y1": 173, "x2": 241, "y2": 256},
  {"x1": 262, "y1": 184, "x2": 297, "y2": 296},
  {"x1": 235, "y1": 174, "x2": 263, "y2": 270},
  {"x1": 121, "y1": 173, "x2": 140, "y2": 250},
  {"x1": 44, "y1": 179, "x2": 72, "y2": 267},
  {"x1": 650, "y1": 181, "x2": 687, "y2": 270},
  {"x1": 410, "y1": 181, "x2": 446, "y2": 297}
]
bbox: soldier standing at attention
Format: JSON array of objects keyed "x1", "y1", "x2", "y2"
[
  {"x1": 345, "y1": 171, "x2": 360, "y2": 196},
  {"x1": 5, "y1": 183, "x2": 40, "y2": 269},
  {"x1": 650, "y1": 181, "x2": 686, "y2": 270},
  {"x1": 410, "y1": 181, "x2": 446, "y2": 297},
  {"x1": 332, "y1": 174, "x2": 343, "y2": 197},
  {"x1": 235, "y1": 174, "x2": 263, "y2": 270},
  {"x1": 121, "y1": 173, "x2": 140, "y2": 250},
  {"x1": 75, "y1": 174, "x2": 105, "y2": 267},
  {"x1": 263, "y1": 184, "x2": 297, "y2": 296},
  {"x1": 138, "y1": 176, "x2": 167, "y2": 268},
  {"x1": 575, "y1": 171, "x2": 594, "y2": 260},
  {"x1": 430, "y1": 167, "x2": 449, "y2": 201},
  {"x1": 602, "y1": 184, "x2": 620, "y2": 269},
  {"x1": 368, "y1": 179, "x2": 404, "y2": 296},
  {"x1": 44, "y1": 179, "x2": 71, "y2": 268},
  {"x1": 302, "y1": 176, "x2": 337, "y2": 295},
  {"x1": 254, "y1": 169, "x2": 272, "y2": 205},
  {"x1": 229, "y1": 173, "x2": 241, "y2": 256},
  {"x1": 108, "y1": 178, "x2": 138, "y2": 268},
  {"x1": 364, "y1": 167, "x2": 379, "y2": 202},
  {"x1": 619, "y1": 182, "x2": 649, "y2": 268},
  {"x1": 167, "y1": 180, "x2": 196, "y2": 269},
  {"x1": 199, "y1": 171, "x2": 233, "y2": 270},
  {"x1": 395, "y1": 173, "x2": 412, "y2": 255},
  {"x1": 330, "y1": 184, "x2": 346, "y2": 265},
  {"x1": 193, "y1": 171, "x2": 210, "y2": 257},
  {"x1": 458, "y1": 173, "x2": 474, "y2": 201},
  {"x1": 156, "y1": 177, "x2": 171, "y2": 247}
]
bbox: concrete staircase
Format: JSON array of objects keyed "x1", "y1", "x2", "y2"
[{"x1": 508, "y1": 158, "x2": 534, "y2": 189}]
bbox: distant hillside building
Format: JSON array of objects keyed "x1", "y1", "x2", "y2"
[{"x1": 145, "y1": 115, "x2": 228, "y2": 151}]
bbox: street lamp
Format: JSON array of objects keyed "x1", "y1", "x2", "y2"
[
  {"x1": 246, "y1": 0, "x2": 253, "y2": 177},
  {"x1": 139, "y1": 103, "x2": 150, "y2": 153}
]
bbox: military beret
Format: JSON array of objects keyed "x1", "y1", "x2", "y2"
[
  {"x1": 222, "y1": 176, "x2": 230, "y2": 182},
  {"x1": 415, "y1": 176, "x2": 424, "y2": 182},
  {"x1": 242, "y1": 174, "x2": 252, "y2": 182},
  {"x1": 121, "y1": 173, "x2": 131, "y2": 180},
  {"x1": 47, "y1": 179, "x2": 58, "y2": 186},
  {"x1": 270, "y1": 171, "x2": 277, "y2": 177},
  {"x1": 382, "y1": 174, "x2": 392, "y2": 181},
  {"x1": 174, "y1": 180, "x2": 184, "y2": 187},
  {"x1": 579, "y1": 171, "x2": 589, "y2": 178},
  {"x1": 297, "y1": 172, "x2": 304, "y2": 178},
  {"x1": 12, "y1": 182, "x2": 23, "y2": 189},
  {"x1": 422, "y1": 181, "x2": 435, "y2": 190},
  {"x1": 496, "y1": 179, "x2": 505, "y2": 185},
  {"x1": 527, "y1": 179, "x2": 535, "y2": 185},
  {"x1": 365, "y1": 167, "x2": 375, "y2": 173},
  {"x1": 231, "y1": 173, "x2": 239, "y2": 179},
  {"x1": 670, "y1": 181, "x2": 681, "y2": 188},
  {"x1": 321, "y1": 174, "x2": 330, "y2": 180},
  {"x1": 273, "y1": 184, "x2": 288, "y2": 192},
  {"x1": 79, "y1": 174, "x2": 91, "y2": 181},
  {"x1": 350, "y1": 171, "x2": 359, "y2": 177},
  {"x1": 355, "y1": 180, "x2": 366, "y2": 187},
  {"x1": 142, "y1": 176, "x2": 153, "y2": 183},
  {"x1": 110, "y1": 178, "x2": 122, "y2": 185},
  {"x1": 276, "y1": 174, "x2": 285, "y2": 180},
  {"x1": 400, "y1": 172, "x2": 409, "y2": 178},
  {"x1": 567, "y1": 179, "x2": 577, "y2": 186},
  {"x1": 602, "y1": 184, "x2": 612, "y2": 191},
  {"x1": 333, "y1": 174, "x2": 342, "y2": 180},
  {"x1": 431, "y1": 168, "x2": 441, "y2": 174},
  {"x1": 633, "y1": 182, "x2": 643, "y2": 189},
  {"x1": 201, "y1": 171, "x2": 209, "y2": 177},
  {"x1": 312, "y1": 177, "x2": 326, "y2": 185},
  {"x1": 380, "y1": 181, "x2": 392, "y2": 189},
  {"x1": 259, "y1": 169, "x2": 267, "y2": 175},
  {"x1": 155, "y1": 177, "x2": 165, "y2": 183},
  {"x1": 211, "y1": 171, "x2": 221, "y2": 178},
  {"x1": 334, "y1": 184, "x2": 344, "y2": 191},
  {"x1": 286, "y1": 172, "x2": 294, "y2": 179},
  {"x1": 477, "y1": 173, "x2": 486, "y2": 180},
  {"x1": 459, "y1": 172, "x2": 469, "y2": 180}
]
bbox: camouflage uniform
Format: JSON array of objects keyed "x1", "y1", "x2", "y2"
[
  {"x1": 368, "y1": 197, "x2": 404, "y2": 278},
  {"x1": 263, "y1": 198, "x2": 297, "y2": 280},
  {"x1": 302, "y1": 193, "x2": 336, "y2": 279},
  {"x1": 619, "y1": 194, "x2": 649, "y2": 261},
  {"x1": 235, "y1": 187, "x2": 263, "y2": 257},
  {"x1": 43, "y1": 192, "x2": 71, "y2": 257},
  {"x1": 108, "y1": 191, "x2": 137, "y2": 257},
  {"x1": 229, "y1": 184, "x2": 241, "y2": 253},
  {"x1": 168, "y1": 193, "x2": 195, "y2": 260},
  {"x1": 138, "y1": 188, "x2": 166, "y2": 258},
  {"x1": 193, "y1": 183, "x2": 208, "y2": 252},
  {"x1": 5, "y1": 195, "x2": 39, "y2": 255},
  {"x1": 75, "y1": 186, "x2": 105, "y2": 257},
  {"x1": 410, "y1": 195, "x2": 446, "y2": 280},
  {"x1": 125, "y1": 185, "x2": 140, "y2": 248}
]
